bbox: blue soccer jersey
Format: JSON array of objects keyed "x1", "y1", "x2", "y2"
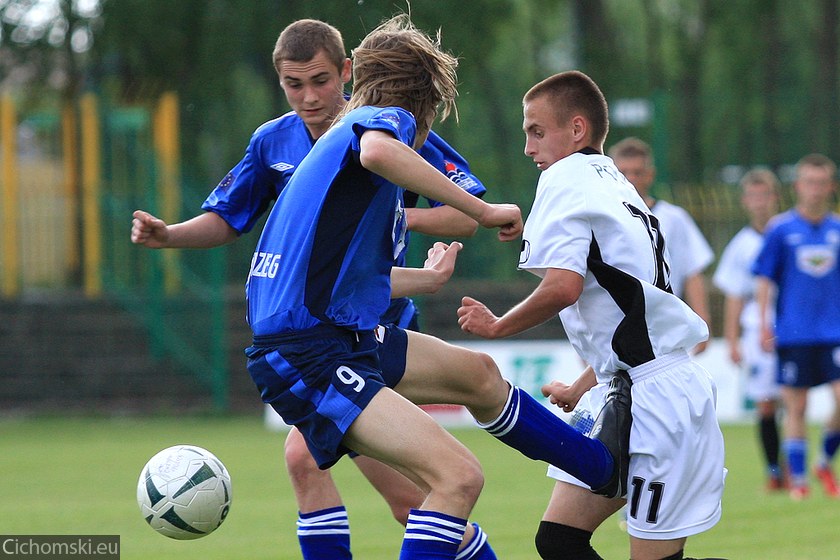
[
  {"x1": 246, "y1": 106, "x2": 417, "y2": 336},
  {"x1": 201, "y1": 111, "x2": 314, "y2": 235},
  {"x1": 752, "y1": 209, "x2": 840, "y2": 345},
  {"x1": 201, "y1": 112, "x2": 485, "y2": 240}
]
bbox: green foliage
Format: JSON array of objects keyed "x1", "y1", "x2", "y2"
[{"x1": 2, "y1": 416, "x2": 839, "y2": 559}]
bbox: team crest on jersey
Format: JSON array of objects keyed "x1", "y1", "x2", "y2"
[
  {"x1": 270, "y1": 161, "x2": 295, "y2": 172},
  {"x1": 217, "y1": 172, "x2": 235, "y2": 191},
  {"x1": 519, "y1": 239, "x2": 531, "y2": 265},
  {"x1": 796, "y1": 245, "x2": 836, "y2": 277},
  {"x1": 444, "y1": 161, "x2": 478, "y2": 190}
]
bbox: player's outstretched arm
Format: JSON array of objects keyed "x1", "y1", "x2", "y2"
[
  {"x1": 130, "y1": 210, "x2": 237, "y2": 249},
  {"x1": 457, "y1": 268, "x2": 582, "y2": 339},
  {"x1": 390, "y1": 241, "x2": 462, "y2": 298},
  {"x1": 405, "y1": 205, "x2": 479, "y2": 238},
  {"x1": 359, "y1": 130, "x2": 522, "y2": 241}
]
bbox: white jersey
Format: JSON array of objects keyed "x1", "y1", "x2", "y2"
[
  {"x1": 519, "y1": 151, "x2": 709, "y2": 383},
  {"x1": 649, "y1": 200, "x2": 714, "y2": 298},
  {"x1": 713, "y1": 225, "x2": 778, "y2": 401},
  {"x1": 712, "y1": 225, "x2": 773, "y2": 332}
]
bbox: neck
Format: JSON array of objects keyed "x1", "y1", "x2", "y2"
[{"x1": 797, "y1": 204, "x2": 829, "y2": 223}]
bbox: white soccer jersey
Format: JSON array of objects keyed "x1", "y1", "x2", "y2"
[
  {"x1": 713, "y1": 226, "x2": 773, "y2": 332},
  {"x1": 649, "y1": 200, "x2": 714, "y2": 298},
  {"x1": 713, "y1": 226, "x2": 778, "y2": 401},
  {"x1": 519, "y1": 151, "x2": 709, "y2": 383}
]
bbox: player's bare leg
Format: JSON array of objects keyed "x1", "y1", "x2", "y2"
[
  {"x1": 780, "y1": 385, "x2": 809, "y2": 498},
  {"x1": 394, "y1": 330, "x2": 623, "y2": 494},
  {"x1": 285, "y1": 427, "x2": 344, "y2": 512},
  {"x1": 351, "y1": 456, "x2": 485, "y2": 551}
]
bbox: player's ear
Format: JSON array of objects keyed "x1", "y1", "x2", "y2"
[
  {"x1": 571, "y1": 115, "x2": 587, "y2": 144},
  {"x1": 340, "y1": 58, "x2": 352, "y2": 84}
]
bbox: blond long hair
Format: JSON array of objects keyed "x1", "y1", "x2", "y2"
[{"x1": 339, "y1": 14, "x2": 458, "y2": 137}]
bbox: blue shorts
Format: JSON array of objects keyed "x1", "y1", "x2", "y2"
[
  {"x1": 246, "y1": 324, "x2": 408, "y2": 469},
  {"x1": 777, "y1": 344, "x2": 840, "y2": 388}
]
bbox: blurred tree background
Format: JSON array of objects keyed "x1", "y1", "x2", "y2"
[{"x1": 1, "y1": 0, "x2": 837, "y2": 280}]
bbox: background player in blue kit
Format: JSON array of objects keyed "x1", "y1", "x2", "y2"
[
  {"x1": 754, "y1": 153, "x2": 840, "y2": 500},
  {"x1": 244, "y1": 15, "x2": 632, "y2": 559},
  {"x1": 457, "y1": 70, "x2": 725, "y2": 560},
  {"x1": 713, "y1": 167, "x2": 784, "y2": 492},
  {"x1": 131, "y1": 18, "x2": 498, "y2": 559}
]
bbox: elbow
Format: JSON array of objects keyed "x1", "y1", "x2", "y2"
[{"x1": 358, "y1": 134, "x2": 391, "y2": 174}]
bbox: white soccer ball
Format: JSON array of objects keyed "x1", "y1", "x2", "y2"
[{"x1": 137, "y1": 444, "x2": 232, "y2": 540}]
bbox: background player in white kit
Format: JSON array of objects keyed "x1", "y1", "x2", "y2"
[
  {"x1": 609, "y1": 137, "x2": 714, "y2": 355},
  {"x1": 712, "y1": 167, "x2": 784, "y2": 491},
  {"x1": 457, "y1": 71, "x2": 726, "y2": 560}
]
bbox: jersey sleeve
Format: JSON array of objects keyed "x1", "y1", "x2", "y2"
[
  {"x1": 519, "y1": 176, "x2": 590, "y2": 278},
  {"x1": 712, "y1": 232, "x2": 752, "y2": 298},
  {"x1": 751, "y1": 223, "x2": 782, "y2": 282},
  {"x1": 350, "y1": 107, "x2": 417, "y2": 151},
  {"x1": 418, "y1": 132, "x2": 487, "y2": 206},
  {"x1": 201, "y1": 131, "x2": 274, "y2": 234},
  {"x1": 670, "y1": 205, "x2": 714, "y2": 275}
]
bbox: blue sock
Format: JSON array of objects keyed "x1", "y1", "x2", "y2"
[
  {"x1": 478, "y1": 385, "x2": 613, "y2": 489},
  {"x1": 297, "y1": 506, "x2": 351, "y2": 560},
  {"x1": 401, "y1": 509, "x2": 466, "y2": 559},
  {"x1": 456, "y1": 523, "x2": 496, "y2": 560},
  {"x1": 821, "y1": 431, "x2": 840, "y2": 464},
  {"x1": 784, "y1": 438, "x2": 808, "y2": 486}
]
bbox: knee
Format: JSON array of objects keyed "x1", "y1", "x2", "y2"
[
  {"x1": 284, "y1": 430, "x2": 321, "y2": 484},
  {"x1": 534, "y1": 521, "x2": 601, "y2": 560},
  {"x1": 469, "y1": 351, "x2": 506, "y2": 397},
  {"x1": 441, "y1": 455, "x2": 484, "y2": 508}
]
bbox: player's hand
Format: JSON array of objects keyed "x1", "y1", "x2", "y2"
[
  {"x1": 760, "y1": 325, "x2": 775, "y2": 353},
  {"x1": 479, "y1": 203, "x2": 523, "y2": 242},
  {"x1": 727, "y1": 343, "x2": 742, "y2": 365},
  {"x1": 457, "y1": 296, "x2": 501, "y2": 338},
  {"x1": 422, "y1": 241, "x2": 463, "y2": 292},
  {"x1": 131, "y1": 210, "x2": 170, "y2": 248},
  {"x1": 692, "y1": 340, "x2": 709, "y2": 356},
  {"x1": 541, "y1": 380, "x2": 580, "y2": 412}
]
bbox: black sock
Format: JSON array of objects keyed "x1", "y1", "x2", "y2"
[{"x1": 759, "y1": 415, "x2": 780, "y2": 467}]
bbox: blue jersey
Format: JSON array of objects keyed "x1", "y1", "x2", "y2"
[
  {"x1": 752, "y1": 209, "x2": 840, "y2": 345},
  {"x1": 201, "y1": 111, "x2": 485, "y2": 237},
  {"x1": 246, "y1": 106, "x2": 417, "y2": 335}
]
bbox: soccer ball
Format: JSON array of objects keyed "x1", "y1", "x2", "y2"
[{"x1": 137, "y1": 444, "x2": 232, "y2": 540}]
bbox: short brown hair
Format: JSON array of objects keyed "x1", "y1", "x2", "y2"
[
  {"x1": 341, "y1": 14, "x2": 459, "y2": 135},
  {"x1": 523, "y1": 71, "x2": 609, "y2": 147},
  {"x1": 796, "y1": 153, "x2": 837, "y2": 180},
  {"x1": 273, "y1": 19, "x2": 347, "y2": 75},
  {"x1": 608, "y1": 137, "x2": 653, "y2": 166}
]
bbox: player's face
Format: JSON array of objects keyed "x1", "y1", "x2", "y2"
[
  {"x1": 795, "y1": 164, "x2": 835, "y2": 209},
  {"x1": 523, "y1": 96, "x2": 577, "y2": 171},
  {"x1": 741, "y1": 182, "x2": 778, "y2": 224},
  {"x1": 614, "y1": 155, "x2": 655, "y2": 196},
  {"x1": 279, "y1": 50, "x2": 351, "y2": 139}
]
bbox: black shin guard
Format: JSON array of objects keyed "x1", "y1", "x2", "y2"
[{"x1": 534, "y1": 521, "x2": 603, "y2": 560}]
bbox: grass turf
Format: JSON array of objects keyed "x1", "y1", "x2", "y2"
[{"x1": 1, "y1": 415, "x2": 837, "y2": 559}]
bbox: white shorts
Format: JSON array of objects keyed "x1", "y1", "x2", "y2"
[
  {"x1": 547, "y1": 351, "x2": 726, "y2": 540},
  {"x1": 741, "y1": 328, "x2": 780, "y2": 402}
]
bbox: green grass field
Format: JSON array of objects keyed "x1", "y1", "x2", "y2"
[{"x1": 1, "y1": 415, "x2": 837, "y2": 559}]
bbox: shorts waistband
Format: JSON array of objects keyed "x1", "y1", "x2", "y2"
[
  {"x1": 252, "y1": 324, "x2": 358, "y2": 347},
  {"x1": 627, "y1": 349, "x2": 690, "y2": 384}
]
